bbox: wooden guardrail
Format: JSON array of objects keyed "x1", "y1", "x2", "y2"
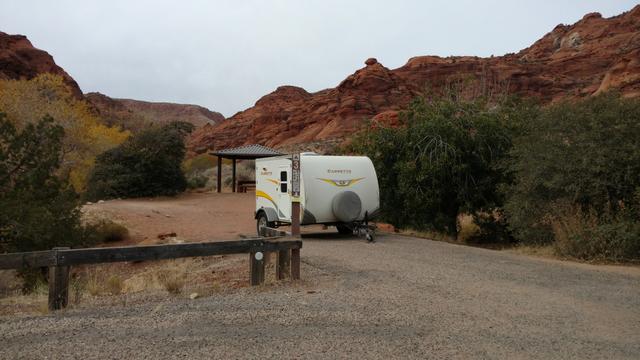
[{"x1": 0, "y1": 237, "x2": 302, "y2": 311}]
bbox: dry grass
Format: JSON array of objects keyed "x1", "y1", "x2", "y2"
[
  {"x1": 106, "y1": 275, "x2": 124, "y2": 295},
  {"x1": 87, "y1": 270, "x2": 103, "y2": 296},
  {"x1": 509, "y1": 244, "x2": 556, "y2": 259},
  {"x1": 157, "y1": 270, "x2": 185, "y2": 295},
  {"x1": 398, "y1": 228, "x2": 455, "y2": 243},
  {"x1": 457, "y1": 214, "x2": 480, "y2": 243},
  {"x1": 70, "y1": 275, "x2": 86, "y2": 305}
]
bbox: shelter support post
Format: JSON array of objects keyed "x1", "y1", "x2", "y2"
[
  {"x1": 217, "y1": 156, "x2": 222, "y2": 193},
  {"x1": 232, "y1": 158, "x2": 237, "y2": 193}
]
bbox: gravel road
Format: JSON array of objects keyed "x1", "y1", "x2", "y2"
[{"x1": 1, "y1": 232, "x2": 639, "y2": 359}]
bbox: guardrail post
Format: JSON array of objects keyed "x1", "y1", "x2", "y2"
[
  {"x1": 250, "y1": 250, "x2": 265, "y2": 285},
  {"x1": 48, "y1": 247, "x2": 70, "y2": 311},
  {"x1": 291, "y1": 248, "x2": 300, "y2": 280},
  {"x1": 276, "y1": 249, "x2": 291, "y2": 280}
]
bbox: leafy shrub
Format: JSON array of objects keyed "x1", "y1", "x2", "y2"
[
  {"x1": 187, "y1": 172, "x2": 209, "y2": 189},
  {"x1": 349, "y1": 95, "x2": 525, "y2": 237},
  {"x1": 504, "y1": 92, "x2": 640, "y2": 260},
  {"x1": 86, "y1": 121, "x2": 194, "y2": 200}
]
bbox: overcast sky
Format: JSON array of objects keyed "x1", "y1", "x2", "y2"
[{"x1": 1, "y1": 1, "x2": 637, "y2": 116}]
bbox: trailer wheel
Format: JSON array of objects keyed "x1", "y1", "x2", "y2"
[
  {"x1": 336, "y1": 224, "x2": 352, "y2": 235},
  {"x1": 256, "y1": 212, "x2": 271, "y2": 236}
]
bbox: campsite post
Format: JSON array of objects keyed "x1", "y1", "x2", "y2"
[{"x1": 291, "y1": 153, "x2": 301, "y2": 237}]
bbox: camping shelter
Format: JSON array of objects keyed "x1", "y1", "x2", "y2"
[{"x1": 211, "y1": 144, "x2": 283, "y2": 192}]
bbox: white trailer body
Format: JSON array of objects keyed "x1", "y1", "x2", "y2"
[{"x1": 255, "y1": 153, "x2": 379, "y2": 230}]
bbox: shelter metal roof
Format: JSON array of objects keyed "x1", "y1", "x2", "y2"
[{"x1": 211, "y1": 144, "x2": 284, "y2": 159}]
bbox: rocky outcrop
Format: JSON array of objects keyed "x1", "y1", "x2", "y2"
[
  {"x1": 189, "y1": 5, "x2": 640, "y2": 153},
  {"x1": 85, "y1": 92, "x2": 224, "y2": 131},
  {"x1": 0, "y1": 31, "x2": 83, "y2": 98}
]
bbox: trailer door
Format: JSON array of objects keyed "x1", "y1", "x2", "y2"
[{"x1": 278, "y1": 165, "x2": 292, "y2": 221}]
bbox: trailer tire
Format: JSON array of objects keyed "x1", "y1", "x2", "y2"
[
  {"x1": 332, "y1": 191, "x2": 362, "y2": 223},
  {"x1": 256, "y1": 211, "x2": 273, "y2": 236}
]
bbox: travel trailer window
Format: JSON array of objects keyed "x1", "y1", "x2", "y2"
[{"x1": 280, "y1": 171, "x2": 288, "y2": 193}]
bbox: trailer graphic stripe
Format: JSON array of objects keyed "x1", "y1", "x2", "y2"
[
  {"x1": 256, "y1": 190, "x2": 277, "y2": 207},
  {"x1": 266, "y1": 179, "x2": 279, "y2": 185},
  {"x1": 317, "y1": 177, "x2": 365, "y2": 187}
]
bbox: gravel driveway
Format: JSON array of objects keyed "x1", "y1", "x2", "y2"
[{"x1": 1, "y1": 233, "x2": 639, "y2": 359}]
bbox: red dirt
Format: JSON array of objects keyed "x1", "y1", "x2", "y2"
[{"x1": 83, "y1": 192, "x2": 258, "y2": 244}]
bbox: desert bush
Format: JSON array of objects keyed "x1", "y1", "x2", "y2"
[
  {"x1": 184, "y1": 154, "x2": 217, "y2": 190},
  {"x1": 504, "y1": 92, "x2": 640, "y2": 260},
  {"x1": 84, "y1": 220, "x2": 129, "y2": 243},
  {"x1": 223, "y1": 160, "x2": 255, "y2": 187},
  {"x1": 349, "y1": 94, "x2": 527, "y2": 237},
  {"x1": 187, "y1": 171, "x2": 209, "y2": 189},
  {"x1": 547, "y1": 202, "x2": 640, "y2": 262},
  {"x1": 86, "y1": 121, "x2": 194, "y2": 200},
  {"x1": 0, "y1": 114, "x2": 89, "y2": 254}
]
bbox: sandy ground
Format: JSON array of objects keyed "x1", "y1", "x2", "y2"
[
  {"x1": 82, "y1": 192, "x2": 260, "y2": 242},
  {"x1": 1, "y1": 193, "x2": 640, "y2": 359}
]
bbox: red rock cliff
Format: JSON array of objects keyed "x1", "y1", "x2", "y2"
[
  {"x1": 0, "y1": 31, "x2": 83, "y2": 98},
  {"x1": 189, "y1": 5, "x2": 640, "y2": 153}
]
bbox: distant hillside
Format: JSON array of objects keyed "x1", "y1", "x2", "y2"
[
  {"x1": 188, "y1": 5, "x2": 640, "y2": 153},
  {"x1": 0, "y1": 31, "x2": 224, "y2": 131},
  {"x1": 85, "y1": 92, "x2": 224, "y2": 131}
]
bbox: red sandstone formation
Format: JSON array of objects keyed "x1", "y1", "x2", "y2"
[
  {"x1": 85, "y1": 92, "x2": 224, "y2": 131},
  {"x1": 0, "y1": 31, "x2": 83, "y2": 98},
  {"x1": 189, "y1": 6, "x2": 640, "y2": 153}
]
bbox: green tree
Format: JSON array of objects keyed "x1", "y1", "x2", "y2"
[
  {"x1": 0, "y1": 113, "x2": 85, "y2": 253},
  {"x1": 350, "y1": 95, "x2": 523, "y2": 237},
  {"x1": 86, "y1": 121, "x2": 194, "y2": 200}
]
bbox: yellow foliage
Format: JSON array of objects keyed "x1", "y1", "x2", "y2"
[{"x1": 0, "y1": 74, "x2": 129, "y2": 191}]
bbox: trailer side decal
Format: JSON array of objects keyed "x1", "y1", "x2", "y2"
[
  {"x1": 266, "y1": 178, "x2": 279, "y2": 185},
  {"x1": 317, "y1": 177, "x2": 365, "y2": 187},
  {"x1": 256, "y1": 190, "x2": 277, "y2": 207}
]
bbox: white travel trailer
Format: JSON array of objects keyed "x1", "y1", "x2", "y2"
[{"x1": 255, "y1": 153, "x2": 379, "y2": 238}]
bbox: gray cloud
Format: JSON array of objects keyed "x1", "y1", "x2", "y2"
[{"x1": 1, "y1": 0, "x2": 636, "y2": 116}]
